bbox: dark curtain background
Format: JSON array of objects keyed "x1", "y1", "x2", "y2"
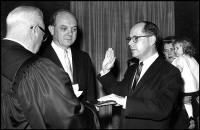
[
  {"x1": 70, "y1": 1, "x2": 175, "y2": 81},
  {"x1": 1, "y1": 1, "x2": 198, "y2": 75}
]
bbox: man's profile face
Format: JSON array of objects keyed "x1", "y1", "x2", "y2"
[
  {"x1": 128, "y1": 23, "x2": 153, "y2": 61},
  {"x1": 52, "y1": 12, "x2": 77, "y2": 49},
  {"x1": 163, "y1": 43, "x2": 176, "y2": 63}
]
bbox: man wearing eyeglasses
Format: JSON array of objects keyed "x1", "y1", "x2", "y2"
[
  {"x1": 97, "y1": 21, "x2": 183, "y2": 129},
  {"x1": 1, "y1": 6, "x2": 94, "y2": 129}
]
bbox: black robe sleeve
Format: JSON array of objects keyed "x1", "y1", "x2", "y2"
[{"x1": 17, "y1": 58, "x2": 82, "y2": 129}]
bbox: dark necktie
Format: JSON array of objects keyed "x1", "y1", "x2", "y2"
[{"x1": 131, "y1": 62, "x2": 143, "y2": 91}]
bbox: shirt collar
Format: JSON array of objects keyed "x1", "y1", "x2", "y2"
[
  {"x1": 142, "y1": 52, "x2": 159, "y2": 66},
  {"x1": 51, "y1": 41, "x2": 71, "y2": 55},
  {"x1": 137, "y1": 52, "x2": 159, "y2": 81}
]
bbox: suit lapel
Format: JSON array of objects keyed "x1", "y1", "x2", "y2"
[
  {"x1": 71, "y1": 48, "x2": 78, "y2": 84},
  {"x1": 48, "y1": 45, "x2": 64, "y2": 69},
  {"x1": 132, "y1": 57, "x2": 162, "y2": 93}
]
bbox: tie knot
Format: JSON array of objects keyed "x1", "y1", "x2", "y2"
[
  {"x1": 137, "y1": 61, "x2": 143, "y2": 73},
  {"x1": 64, "y1": 49, "x2": 71, "y2": 64},
  {"x1": 65, "y1": 49, "x2": 68, "y2": 54}
]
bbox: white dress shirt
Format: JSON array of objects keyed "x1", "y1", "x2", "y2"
[
  {"x1": 124, "y1": 53, "x2": 159, "y2": 109},
  {"x1": 138, "y1": 52, "x2": 159, "y2": 82},
  {"x1": 51, "y1": 41, "x2": 73, "y2": 76}
]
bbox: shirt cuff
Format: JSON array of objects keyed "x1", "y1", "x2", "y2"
[
  {"x1": 100, "y1": 69, "x2": 110, "y2": 76},
  {"x1": 122, "y1": 96, "x2": 127, "y2": 109}
]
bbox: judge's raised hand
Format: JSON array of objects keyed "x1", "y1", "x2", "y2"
[{"x1": 102, "y1": 48, "x2": 116, "y2": 73}]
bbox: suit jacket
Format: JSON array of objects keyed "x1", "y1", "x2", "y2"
[
  {"x1": 38, "y1": 44, "x2": 97, "y2": 103},
  {"x1": 97, "y1": 56, "x2": 183, "y2": 129}
]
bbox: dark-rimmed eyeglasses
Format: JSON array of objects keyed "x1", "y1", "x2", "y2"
[
  {"x1": 30, "y1": 26, "x2": 48, "y2": 42},
  {"x1": 126, "y1": 35, "x2": 152, "y2": 43}
]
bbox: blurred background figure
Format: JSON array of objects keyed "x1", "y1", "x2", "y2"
[{"x1": 163, "y1": 36, "x2": 177, "y2": 63}]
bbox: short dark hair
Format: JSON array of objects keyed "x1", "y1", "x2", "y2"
[
  {"x1": 137, "y1": 21, "x2": 162, "y2": 53},
  {"x1": 139, "y1": 21, "x2": 160, "y2": 41},
  {"x1": 49, "y1": 9, "x2": 77, "y2": 26}
]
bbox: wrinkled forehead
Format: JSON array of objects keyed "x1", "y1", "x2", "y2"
[
  {"x1": 55, "y1": 12, "x2": 77, "y2": 26},
  {"x1": 130, "y1": 23, "x2": 145, "y2": 36}
]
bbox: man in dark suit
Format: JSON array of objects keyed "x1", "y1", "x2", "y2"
[
  {"x1": 38, "y1": 9, "x2": 97, "y2": 103},
  {"x1": 97, "y1": 21, "x2": 183, "y2": 129}
]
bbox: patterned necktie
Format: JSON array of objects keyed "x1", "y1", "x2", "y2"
[
  {"x1": 64, "y1": 50, "x2": 73, "y2": 83},
  {"x1": 131, "y1": 62, "x2": 143, "y2": 91}
]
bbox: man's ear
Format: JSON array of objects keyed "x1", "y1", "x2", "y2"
[
  {"x1": 30, "y1": 26, "x2": 38, "y2": 40},
  {"x1": 31, "y1": 26, "x2": 38, "y2": 34},
  {"x1": 149, "y1": 36, "x2": 156, "y2": 46},
  {"x1": 48, "y1": 25, "x2": 54, "y2": 36}
]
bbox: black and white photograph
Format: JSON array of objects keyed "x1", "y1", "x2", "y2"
[{"x1": 1, "y1": 1, "x2": 199, "y2": 129}]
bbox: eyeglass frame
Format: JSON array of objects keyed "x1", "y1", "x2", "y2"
[
  {"x1": 126, "y1": 35, "x2": 153, "y2": 43},
  {"x1": 30, "y1": 25, "x2": 48, "y2": 42}
]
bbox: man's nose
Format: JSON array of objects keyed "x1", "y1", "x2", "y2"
[
  {"x1": 128, "y1": 40, "x2": 135, "y2": 46},
  {"x1": 66, "y1": 29, "x2": 73, "y2": 35}
]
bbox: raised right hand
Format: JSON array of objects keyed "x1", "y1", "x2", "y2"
[{"x1": 102, "y1": 48, "x2": 116, "y2": 72}]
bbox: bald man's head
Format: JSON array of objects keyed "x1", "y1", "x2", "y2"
[
  {"x1": 6, "y1": 6, "x2": 45, "y2": 53},
  {"x1": 6, "y1": 6, "x2": 44, "y2": 34}
]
